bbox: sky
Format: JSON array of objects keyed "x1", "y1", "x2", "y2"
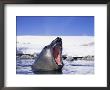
[{"x1": 16, "y1": 16, "x2": 94, "y2": 36}]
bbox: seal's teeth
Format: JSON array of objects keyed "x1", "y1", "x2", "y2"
[{"x1": 53, "y1": 47, "x2": 62, "y2": 65}]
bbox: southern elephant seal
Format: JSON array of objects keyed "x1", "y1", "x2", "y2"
[{"x1": 32, "y1": 37, "x2": 63, "y2": 73}]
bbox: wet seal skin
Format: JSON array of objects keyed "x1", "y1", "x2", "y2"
[{"x1": 32, "y1": 37, "x2": 64, "y2": 74}]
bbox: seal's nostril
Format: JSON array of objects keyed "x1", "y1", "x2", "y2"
[{"x1": 56, "y1": 37, "x2": 60, "y2": 40}]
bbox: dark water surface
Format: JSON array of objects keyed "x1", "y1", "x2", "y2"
[{"x1": 16, "y1": 59, "x2": 94, "y2": 74}]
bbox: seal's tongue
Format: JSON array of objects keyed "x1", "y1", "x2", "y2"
[{"x1": 53, "y1": 47, "x2": 62, "y2": 65}]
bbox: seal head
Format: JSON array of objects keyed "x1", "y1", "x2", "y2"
[{"x1": 32, "y1": 37, "x2": 63, "y2": 72}]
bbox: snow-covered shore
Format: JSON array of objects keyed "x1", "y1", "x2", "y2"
[{"x1": 17, "y1": 36, "x2": 94, "y2": 57}]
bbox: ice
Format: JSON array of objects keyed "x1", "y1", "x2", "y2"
[
  {"x1": 16, "y1": 36, "x2": 94, "y2": 74},
  {"x1": 16, "y1": 59, "x2": 94, "y2": 74},
  {"x1": 17, "y1": 36, "x2": 94, "y2": 57},
  {"x1": 62, "y1": 60, "x2": 94, "y2": 74}
]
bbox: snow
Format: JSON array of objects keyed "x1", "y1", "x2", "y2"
[
  {"x1": 16, "y1": 36, "x2": 94, "y2": 74},
  {"x1": 17, "y1": 36, "x2": 94, "y2": 57}
]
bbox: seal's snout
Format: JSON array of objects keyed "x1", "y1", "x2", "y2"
[
  {"x1": 56, "y1": 37, "x2": 62, "y2": 42},
  {"x1": 50, "y1": 37, "x2": 62, "y2": 47},
  {"x1": 56, "y1": 37, "x2": 61, "y2": 40}
]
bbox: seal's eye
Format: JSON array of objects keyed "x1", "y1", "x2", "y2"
[{"x1": 45, "y1": 46, "x2": 47, "y2": 48}]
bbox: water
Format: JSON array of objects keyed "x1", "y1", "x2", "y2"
[{"x1": 16, "y1": 59, "x2": 94, "y2": 74}]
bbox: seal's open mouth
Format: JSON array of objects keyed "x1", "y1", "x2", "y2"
[
  {"x1": 53, "y1": 46, "x2": 62, "y2": 65},
  {"x1": 50, "y1": 37, "x2": 62, "y2": 65}
]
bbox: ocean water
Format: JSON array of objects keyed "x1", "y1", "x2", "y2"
[{"x1": 16, "y1": 59, "x2": 94, "y2": 74}]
